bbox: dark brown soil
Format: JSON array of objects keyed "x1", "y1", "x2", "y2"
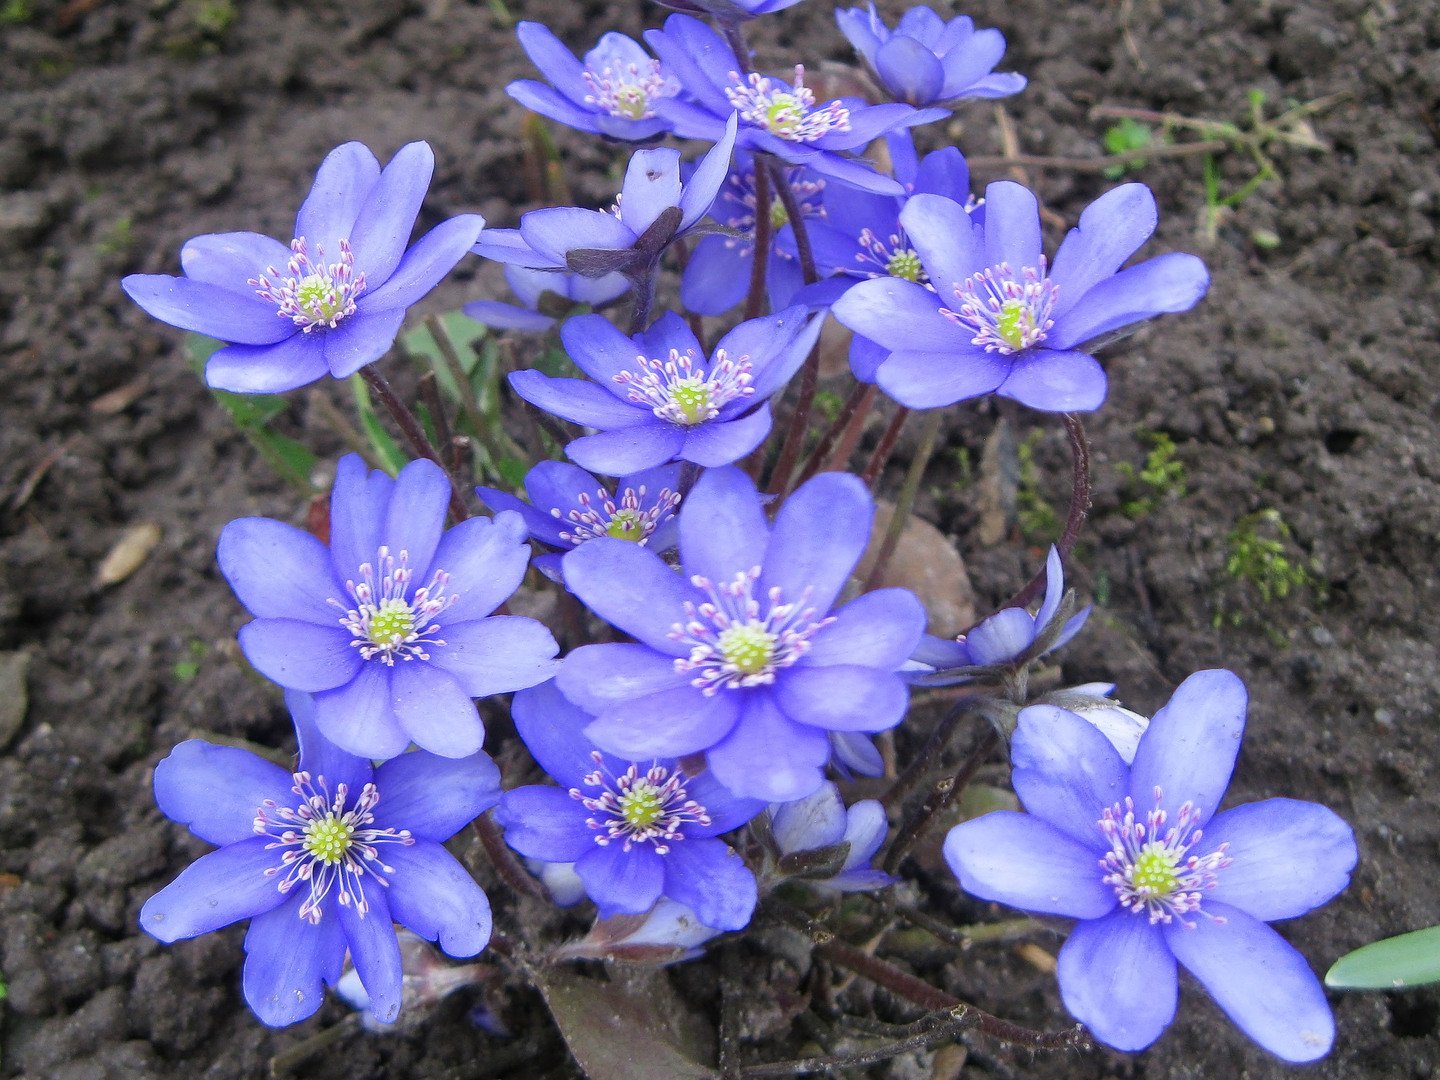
[{"x1": 2, "y1": 1, "x2": 1438, "y2": 1077}]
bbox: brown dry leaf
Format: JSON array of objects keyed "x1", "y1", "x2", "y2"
[
  {"x1": 975, "y1": 417, "x2": 1017, "y2": 547},
  {"x1": 89, "y1": 379, "x2": 147, "y2": 415},
  {"x1": 0, "y1": 651, "x2": 29, "y2": 751},
  {"x1": 1016, "y1": 941, "x2": 1057, "y2": 974},
  {"x1": 95, "y1": 522, "x2": 162, "y2": 587}
]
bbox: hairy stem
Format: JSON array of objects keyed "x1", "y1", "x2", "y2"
[
  {"x1": 358, "y1": 365, "x2": 469, "y2": 521},
  {"x1": 860, "y1": 406, "x2": 910, "y2": 488},
  {"x1": 793, "y1": 382, "x2": 876, "y2": 489},
  {"x1": 999, "y1": 412, "x2": 1091, "y2": 612},
  {"x1": 863, "y1": 408, "x2": 943, "y2": 593}
]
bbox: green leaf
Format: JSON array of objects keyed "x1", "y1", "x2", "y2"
[
  {"x1": 350, "y1": 375, "x2": 409, "y2": 476},
  {"x1": 1326, "y1": 926, "x2": 1440, "y2": 990},
  {"x1": 401, "y1": 312, "x2": 488, "y2": 397}
]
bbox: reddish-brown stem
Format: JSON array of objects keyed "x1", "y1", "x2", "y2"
[
  {"x1": 472, "y1": 812, "x2": 548, "y2": 902},
  {"x1": 861, "y1": 406, "x2": 910, "y2": 489},
  {"x1": 359, "y1": 365, "x2": 469, "y2": 521},
  {"x1": 882, "y1": 727, "x2": 999, "y2": 875},
  {"x1": 743, "y1": 161, "x2": 772, "y2": 323},
  {"x1": 793, "y1": 382, "x2": 875, "y2": 489},
  {"x1": 998, "y1": 412, "x2": 1091, "y2": 612}
]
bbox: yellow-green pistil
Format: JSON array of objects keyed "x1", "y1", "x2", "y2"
[
  {"x1": 669, "y1": 382, "x2": 713, "y2": 425},
  {"x1": 718, "y1": 623, "x2": 777, "y2": 675},
  {"x1": 619, "y1": 782, "x2": 666, "y2": 830},
  {"x1": 304, "y1": 815, "x2": 356, "y2": 865},
  {"x1": 606, "y1": 509, "x2": 647, "y2": 541},
  {"x1": 886, "y1": 249, "x2": 924, "y2": 282},
  {"x1": 574, "y1": 757, "x2": 712, "y2": 854},
  {"x1": 1099, "y1": 792, "x2": 1232, "y2": 927},
  {"x1": 367, "y1": 600, "x2": 416, "y2": 647}
]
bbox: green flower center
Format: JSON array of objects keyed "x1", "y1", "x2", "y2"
[
  {"x1": 614, "y1": 86, "x2": 649, "y2": 120},
  {"x1": 1130, "y1": 845, "x2": 1181, "y2": 897},
  {"x1": 304, "y1": 815, "x2": 355, "y2": 865},
  {"x1": 886, "y1": 249, "x2": 923, "y2": 282},
  {"x1": 367, "y1": 599, "x2": 416, "y2": 647},
  {"x1": 669, "y1": 382, "x2": 712, "y2": 425},
  {"x1": 606, "y1": 509, "x2": 646, "y2": 541},
  {"x1": 995, "y1": 298, "x2": 1030, "y2": 351},
  {"x1": 769, "y1": 201, "x2": 790, "y2": 230},
  {"x1": 296, "y1": 274, "x2": 344, "y2": 322},
  {"x1": 619, "y1": 781, "x2": 666, "y2": 830},
  {"x1": 718, "y1": 623, "x2": 777, "y2": 675}
]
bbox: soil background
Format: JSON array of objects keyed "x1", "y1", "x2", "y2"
[{"x1": 2, "y1": 0, "x2": 1438, "y2": 1077}]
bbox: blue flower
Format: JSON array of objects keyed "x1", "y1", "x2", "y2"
[
  {"x1": 908, "y1": 545, "x2": 1088, "y2": 683},
  {"x1": 475, "y1": 460, "x2": 682, "y2": 580},
  {"x1": 509, "y1": 306, "x2": 822, "y2": 475},
  {"x1": 556, "y1": 466, "x2": 927, "y2": 801},
  {"x1": 473, "y1": 114, "x2": 738, "y2": 282},
  {"x1": 679, "y1": 148, "x2": 826, "y2": 316},
  {"x1": 944, "y1": 671, "x2": 1358, "y2": 1061},
  {"x1": 832, "y1": 182, "x2": 1210, "y2": 412},
  {"x1": 768, "y1": 781, "x2": 894, "y2": 892},
  {"x1": 507, "y1": 23, "x2": 680, "y2": 141},
  {"x1": 464, "y1": 264, "x2": 630, "y2": 333},
  {"x1": 651, "y1": 0, "x2": 809, "y2": 20},
  {"x1": 835, "y1": 4, "x2": 1026, "y2": 107},
  {"x1": 141, "y1": 691, "x2": 501, "y2": 1028},
  {"x1": 123, "y1": 143, "x2": 484, "y2": 394},
  {"x1": 645, "y1": 15, "x2": 945, "y2": 195},
  {"x1": 494, "y1": 680, "x2": 765, "y2": 930},
  {"x1": 217, "y1": 453, "x2": 559, "y2": 759}
]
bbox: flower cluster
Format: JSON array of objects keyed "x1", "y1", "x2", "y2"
[{"x1": 124, "y1": 2, "x2": 1360, "y2": 1067}]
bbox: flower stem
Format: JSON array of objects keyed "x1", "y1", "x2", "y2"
[
  {"x1": 358, "y1": 365, "x2": 470, "y2": 521},
  {"x1": 627, "y1": 259, "x2": 659, "y2": 336},
  {"x1": 792, "y1": 382, "x2": 876, "y2": 490},
  {"x1": 999, "y1": 412, "x2": 1091, "y2": 611},
  {"x1": 472, "y1": 811, "x2": 548, "y2": 901},
  {"x1": 882, "y1": 727, "x2": 998, "y2": 875},
  {"x1": 863, "y1": 408, "x2": 943, "y2": 593},
  {"x1": 860, "y1": 406, "x2": 910, "y2": 488},
  {"x1": 742, "y1": 160, "x2": 772, "y2": 323}
]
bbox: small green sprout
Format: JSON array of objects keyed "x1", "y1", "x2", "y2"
[
  {"x1": 1116, "y1": 431, "x2": 1186, "y2": 518},
  {"x1": 1214, "y1": 508, "x2": 1323, "y2": 631},
  {"x1": 1017, "y1": 429, "x2": 1060, "y2": 542},
  {"x1": 1102, "y1": 117, "x2": 1153, "y2": 179},
  {"x1": 172, "y1": 640, "x2": 208, "y2": 683}
]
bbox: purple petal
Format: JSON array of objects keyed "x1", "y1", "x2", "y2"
[
  {"x1": 848, "y1": 335, "x2": 887, "y2": 383},
  {"x1": 154, "y1": 741, "x2": 294, "y2": 847},
  {"x1": 290, "y1": 687, "x2": 374, "y2": 792},
  {"x1": 775, "y1": 666, "x2": 909, "y2": 733},
  {"x1": 942, "y1": 812, "x2": 1117, "y2": 918},
  {"x1": 961, "y1": 607, "x2": 1036, "y2": 665},
  {"x1": 1048, "y1": 183, "x2": 1158, "y2": 320},
  {"x1": 683, "y1": 769, "x2": 767, "y2": 837},
  {"x1": 1164, "y1": 903, "x2": 1335, "y2": 1062},
  {"x1": 381, "y1": 458, "x2": 449, "y2": 578},
  {"x1": 680, "y1": 236, "x2": 751, "y2": 315},
  {"x1": 1056, "y1": 911, "x2": 1176, "y2": 1052},
  {"x1": 619, "y1": 147, "x2": 683, "y2": 236},
  {"x1": 203, "y1": 335, "x2": 327, "y2": 394},
  {"x1": 575, "y1": 842, "x2": 665, "y2": 917},
  {"x1": 238, "y1": 618, "x2": 361, "y2": 693},
  {"x1": 996, "y1": 348, "x2": 1108, "y2": 413},
  {"x1": 899, "y1": 193, "x2": 983, "y2": 292},
  {"x1": 520, "y1": 207, "x2": 637, "y2": 265},
  {"x1": 294, "y1": 142, "x2": 382, "y2": 253},
  {"x1": 527, "y1": 665, "x2": 642, "y2": 785},
  {"x1": 495, "y1": 785, "x2": 594, "y2": 862},
  {"x1": 1129, "y1": 669, "x2": 1247, "y2": 825},
  {"x1": 429, "y1": 616, "x2": 559, "y2": 698},
  {"x1": 557, "y1": 644, "x2": 690, "y2": 716},
  {"x1": 521, "y1": 460, "x2": 605, "y2": 521},
  {"x1": 372, "y1": 749, "x2": 502, "y2": 841},
  {"x1": 123, "y1": 275, "x2": 295, "y2": 345},
  {"x1": 706, "y1": 692, "x2": 830, "y2": 802},
  {"x1": 140, "y1": 837, "x2": 287, "y2": 942},
  {"x1": 338, "y1": 892, "x2": 403, "y2": 1025},
  {"x1": 515, "y1": 21, "x2": 590, "y2": 103},
  {"x1": 875, "y1": 347, "x2": 1008, "y2": 409},
  {"x1": 832, "y1": 730, "x2": 885, "y2": 777},
  {"x1": 350, "y1": 141, "x2": 433, "y2": 285},
  {"x1": 1034, "y1": 546, "x2": 1065, "y2": 635},
  {"x1": 937, "y1": 29, "x2": 1007, "y2": 98},
  {"x1": 802, "y1": 589, "x2": 927, "y2": 669},
  {"x1": 678, "y1": 113, "x2": 739, "y2": 230},
  {"x1": 840, "y1": 800, "x2": 888, "y2": 869},
  {"x1": 958, "y1": 72, "x2": 1027, "y2": 100},
  {"x1": 1011, "y1": 704, "x2": 1128, "y2": 848},
  {"x1": 806, "y1": 151, "x2": 906, "y2": 195},
  {"x1": 568, "y1": 423, "x2": 687, "y2": 474},
  {"x1": 770, "y1": 782, "x2": 846, "y2": 852},
  {"x1": 740, "y1": 310, "x2": 826, "y2": 402},
  {"x1": 218, "y1": 517, "x2": 347, "y2": 624},
  {"x1": 661, "y1": 839, "x2": 757, "y2": 931},
  {"x1": 830, "y1": 277, "x2": 956, "y2": 353},
  {"x1": 680, "y1": 407, "x2": 772, "y2": 467},
  {"x1": 180, "y1": 232, "x2": 293, "y2": 288},
  {"x1": 1202, "y1": 799, "x2": 1357, "y2": 921},
  {"x1": 384, "y1": 840, "x2": 493, "y2": 957},
  {"x1": 913, "y1": 147, "x2": 971, "y2": 199},
  {"x1": 312, "y1": 664, "x2": 412, "y2": 761},
  {"x1": 507, "y1": 79, "x2": 610, "y2": 134},
  {"x1": 508, "y1": 370, "x2": 643, "y2": 428},
  {"x1": 328, "y1": 453, "x2": 391, "y2": 580},
  {"x1": 761, "y1": 471, "x2": 873, "y2": 614},
  {"x1": 361, "y1": 214, "x2": 486, "y2": 313},
  {"x1": 980, "y1": 181, "x2": 1042, "y2": 270},
  {"x1": 391, "y1": 662, "x2": 485, "y2": 758},
  {"x1": 562, "y1": 538, "x2": 698, "y2": 655},
  {"x1": 876, "y1": 37, "x2": 945, "y2": 104},
  {"x1": 585, "y1": 684, "x2": 740, "y2": 759},
  {"x1": 561, "y1": 313, "x2": 648, "y2": 385},
  {"x1": 472, "y1": 226, "x2": 557, "y2": 270},
  {"x1": 430, "y1": 511, "x2": 531, "y2": 625},
  {"x1": 320, "y1": 307, "x2": 408, "y2": 379},
  {"x1": 241, "y1": 897, "x2": 344, "y2": 1027},
  {"x1": 1047, "y1": 253, "x2": 1210, "y2": 351},
  {"x1": 463, "y1": 299, "x2": 555, "y2": 333},
  {"x1": 679, "y1": 464, "x2": 769, "y2": 589}
]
